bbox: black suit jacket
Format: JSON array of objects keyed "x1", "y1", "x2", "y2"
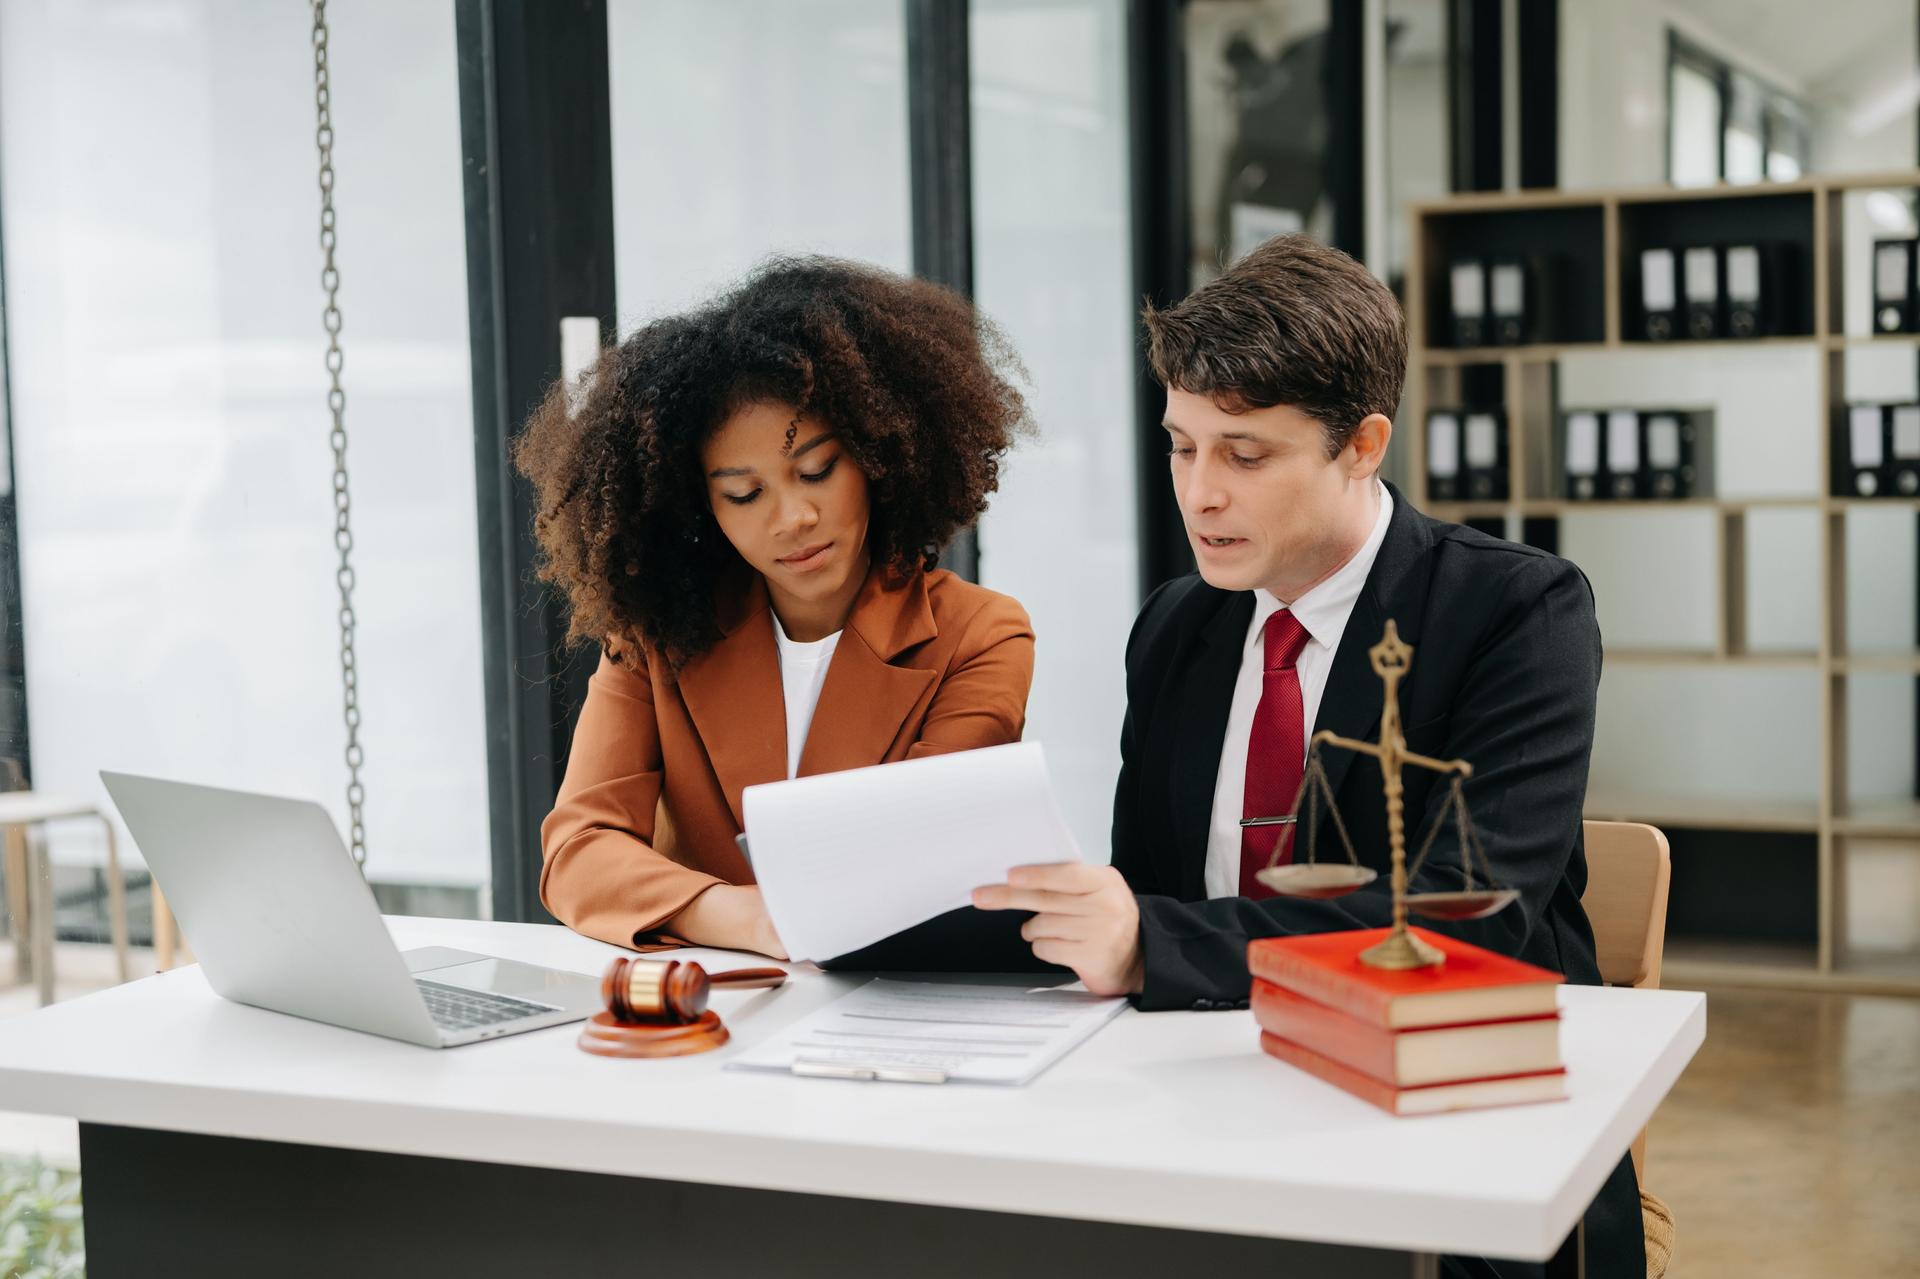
[
  {"x1": 1112, "y1": 484, "x2": 1641, "y2": 1278},
  {"x1": 1115, "y1": 483, "x2": 1605, "y2": 1008}
]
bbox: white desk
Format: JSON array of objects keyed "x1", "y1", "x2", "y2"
[{"x1": 0, "y1": 916, "x2": 1703, "y2": 1278}]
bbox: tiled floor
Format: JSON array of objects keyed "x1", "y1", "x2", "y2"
[{"x1": 3, "y1": 946, "x2": 1917, "y2": 1274}]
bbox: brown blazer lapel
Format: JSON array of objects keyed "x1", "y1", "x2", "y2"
[
  {"x1": 797, "y1": 568, "x2": 938, "y2": 778},
  {"x1": 676, "y1": 574, "x2": 788, "y2": 828}
]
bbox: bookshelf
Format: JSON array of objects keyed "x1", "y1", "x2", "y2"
[{"x1": 1406, "y1": 171, "x2": 1920, "y2": 995}]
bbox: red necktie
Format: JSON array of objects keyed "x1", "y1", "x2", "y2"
[{"x1": 1241, "y1": 608, "x2": 1312, "y2": 898}]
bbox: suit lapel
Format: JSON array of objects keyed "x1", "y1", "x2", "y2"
[
  {"x1": 677, "y1": 574, "x2": 788, "y2": 829},
  {"x1": 1168, "y1": 588, "x2": 1253, "y2": 900},
  {"x1": 1313, "y1": 588, "x2": 1388, "y2": 804},
  {"x1": 796, "y1": 568, "x2": 937, "y2": 778},
  {"x1": 1316, "y1": 484, "x2": 1436, "y2": 804}
]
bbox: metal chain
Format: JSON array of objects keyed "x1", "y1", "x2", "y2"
[{"x1": 313, "y1": 0, "x2": 367, "y2": 868}]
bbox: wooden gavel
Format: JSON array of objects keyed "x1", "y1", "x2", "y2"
[
  {"x1": 601, "y1": 955, "x2": 788, "y2": 1024},
  {"x1": 579, "y1": 957, "x2": 787, "y2": 1059}
]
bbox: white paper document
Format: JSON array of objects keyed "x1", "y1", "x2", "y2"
[
  {"x1": 742, "y1": 741, "x2": 1081, "y2": 962},
  {"x1": 728, "y1": 978, "x2": 1127, "y2": 1085}
]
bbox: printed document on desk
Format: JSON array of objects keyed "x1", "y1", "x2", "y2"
[
  {"x1": 728, "y1": 979, "x2": 1127, "y2": 1085},
  {"x1": 742, "y1": 741, "x2": 1081, "y2": 962}
]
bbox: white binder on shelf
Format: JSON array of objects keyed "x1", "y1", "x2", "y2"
[
  {"x1": 1640, "y1": 248, "x2": 1678, "y2": 340},
  {"x1": 1606, "y1": 410, "x2": 1642, "y2": 499},
  {"x1": 1564, "y1": 411, "x2": 1601, "y2": 501},
  {"x1": 1845, "y1": 404, "x2": 1887, "y2": 497},
  {"x1": 1449, "y1": 259, "x2": 1488, "y2": 347},
  {"x1": 1682, "y1": 246, "x2": 1720, "y2": 339},
  {"x1": 1427, "y1": 411, "x2": 1462, "y2": 502}
]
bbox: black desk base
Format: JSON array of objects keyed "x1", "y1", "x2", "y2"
[{"x1": 76, "y1": 1123, "x2": 1496, "y2": 1278}]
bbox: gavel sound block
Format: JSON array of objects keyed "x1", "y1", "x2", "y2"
[{"x1": 577, "y1": 956, "x2": 787, "y2": 1058}]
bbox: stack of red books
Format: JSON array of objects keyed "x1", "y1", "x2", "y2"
[{"x1": 1248, "y1": 927, "x2": 1567, "y2": 1116}]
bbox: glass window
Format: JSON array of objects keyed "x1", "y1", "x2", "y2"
[
  {"x1": 970, "y1": 0, "x2": 1138, "y2": 860},
  {"x1": 0, "y1": 2, "x2": 489, "y2": 905},
  {"x1": 1669, "y1": 58, "x2": 1721, "y2": 188},
  {"x1": 1665, "y1": 33, "x2": 1822, "y2": 188},
  {"x1": 1764, "y1": 100, "x2": 1808, "y2": 182},
  {"x1": 606, "y1": 0, "x2": 911, "y2": 327},
  {"x1": 1724, "y1": 71, "x2": 1765, "y2": 185},
  {"x1": 1382, "y1": 0, "x2": 1448, "y2": 295},
  {"x1": 1184, "y1": 0, "x2": 1333, "y2": 287}
]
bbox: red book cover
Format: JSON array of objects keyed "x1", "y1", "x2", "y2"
[
  {"x1": 1246, "y1": 928, "x2": 1563, "y2": 1030},
  {"x1": 1250, "y1": 979, "x2": 1561, "y2": 1086},
  {"x1": 1259, "y1": 1032, "x2": 1568, "y2": 1116}
]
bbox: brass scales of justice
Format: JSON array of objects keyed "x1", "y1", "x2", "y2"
[{"x1": 1242, "y1": 619, "x2": 1518, "y2": 970}]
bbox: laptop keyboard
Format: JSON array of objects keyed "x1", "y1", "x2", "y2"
[{"x1": 416, "y1": 979, "x2": 562, "y2": 1032}]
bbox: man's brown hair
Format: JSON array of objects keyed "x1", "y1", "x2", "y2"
[{"x1": 1143, "y1": 234, "x2": 1407, "y2": 457}]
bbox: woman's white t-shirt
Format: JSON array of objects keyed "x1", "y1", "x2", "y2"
[{"x1": 771, "y1": 612, "x2": 842, "y2": 778}]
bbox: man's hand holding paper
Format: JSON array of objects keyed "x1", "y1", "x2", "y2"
[{"x1": 970, "y1": 863, "x2": 1144, "y2": 997}]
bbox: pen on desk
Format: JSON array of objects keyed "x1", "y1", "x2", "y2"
[{"x1": 792, "y1": 1060, "x2": 949, "y2": 1085}]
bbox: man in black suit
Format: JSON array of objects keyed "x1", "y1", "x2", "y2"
[{"x1": 974, "y1": 234, "x2": 1639, "y2": 1278}]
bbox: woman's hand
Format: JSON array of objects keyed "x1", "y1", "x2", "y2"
[
  {"x1": 742, "y1": 887, "x2": 790, "y2": 960},
  {"x1": 666, "y1": 884, "x2": 789, "y2": 959}
]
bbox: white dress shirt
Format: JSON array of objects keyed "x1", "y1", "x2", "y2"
[
  {"x1": 1202, "y1": 482, "x2": 1395, "y2": 900},
  {"x1": 772, "y1": 613, "x2": 842, "y2": 779}
]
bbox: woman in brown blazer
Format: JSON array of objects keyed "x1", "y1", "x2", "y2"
[{"x1": 513, "y1": 257, "x2": 1035, "y2": 958}]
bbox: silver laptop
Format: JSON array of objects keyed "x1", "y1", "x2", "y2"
[{"x1": 100, "y1": 772, "x2": 602, "y2": 1048}]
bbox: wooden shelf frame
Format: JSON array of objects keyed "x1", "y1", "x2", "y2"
[{"x1": 1407, "y1": 171, "x2": 1920, "y2": 994}]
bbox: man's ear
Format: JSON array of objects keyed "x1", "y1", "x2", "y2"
[{"x1": 1346, "y1": 413, "x2": 1393, "y2": 480}]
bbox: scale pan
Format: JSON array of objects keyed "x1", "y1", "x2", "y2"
[
  {"x1": 1406, "y1": 888, "x2": 1519, "y2": 920},
  {"x1": 1255, "y1": 863, "x2": 1377, "y2": 898}
]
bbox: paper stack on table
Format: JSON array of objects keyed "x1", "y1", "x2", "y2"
[
  {"x1": 728, "y1": 978, "x2": 1127, "y2": 1085},
  {"x1": 741, "y1": 741, "x2": 1080, "y2": 962}
]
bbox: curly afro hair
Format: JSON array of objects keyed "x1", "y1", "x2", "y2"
[{"x1": 513, "y1": 256, "x2": 1031, "y2": 670}]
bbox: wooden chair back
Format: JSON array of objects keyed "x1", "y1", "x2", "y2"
[
  {"x1": 1581, "y1": 820, "x2": 1671, "y2": 990},
  {"x1": 1580, "y1": 819, "x2": 1673, "y2": 1193}
]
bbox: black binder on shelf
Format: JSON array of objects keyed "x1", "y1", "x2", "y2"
[
  {"x1": 1892, "y1": 405, "x2": 1920, "y2": 497},
  {"x1": 1874, "y1": 240, "x2": 1915, "y2": 335},
  {"x1": 1839, "y1": 404, "x2": 1888, "y2": 497},
  {"x1": 1563, "y1": 411, "x2": 1601, "y2": 501},
  {"x1": 1683, "y1": 246, "x2": 1721, "y2": 340},
  {"x1": 1606, "y1": 410, "x2": 1643, "y2": 498},
  {"x1": 1489, "y1": 258, "x2": 1527, "y2": 346},
  {"x1": 1724, "y1": 244, "x2": 1767, "y2": 338},
  {"x1": 1463, "y1": 410, "x2": 1509, "y2": 501},
  {"x1": 1449, "y1": 258, "x2": 1488, "y2": 347},
  {"x1": 1487, "y1": 255, "x2": 1563, "y2": 346},
  {"x1": 1639, "y1": 247, "x2": 1678, "y2": 341},
  {"x1": 1644, "y1": 410, "x2": 1710, "y2": 499},
  {"x1": 1426, "y1": 411, "x2": 1462, "y2": 501}
]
